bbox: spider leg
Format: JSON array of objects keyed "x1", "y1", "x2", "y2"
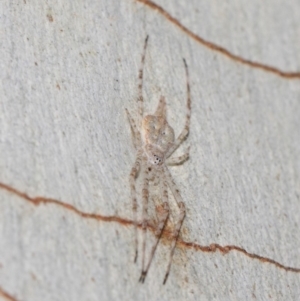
[
  {"x1": 162, "y1": 165, "x2": 186, "y2": 284},
  {"x1": 167, "y1": 59, "x2": 191, "y2": 158},
  {"x1": 139, "y1": 161, "x2": 150, "y2": 280},
  {"x1": 137, "y1": 35, "x2": 149, "y2": 127},
  {"x1": 129, "y1": 150, "x2": 143, "y2": 263},
  {"x1": 166, "y1": 146, "x2": 190, "y2": 166},
  {"x1": 139, "y1": 171, "x2": 170, "y2": 283},
  {"x1": 126, "y1": 108, "x2": 141, "y2": 149}
]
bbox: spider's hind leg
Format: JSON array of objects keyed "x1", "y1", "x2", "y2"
[
  {"x1": 137, "y1": 35, "x2": 149, "y2": 126},
  {"x1": 167, "y1": 59, "x2": 191, "y2": 158},
  {"x1": 126, "y1": 109, "x2": 141, "y2": 149}
]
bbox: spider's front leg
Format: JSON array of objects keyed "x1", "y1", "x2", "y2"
[
  {"x1": 162, "y1": 166, "x2": 186, "y2": 285},
  {"x1": 139, "y1": 162, "x2": 150, "y2": 280},
  {"x1": 166, "y1": 147, "x2": 190, "y2": 166},
  {"x1": 139, "y1": 171, "x2": 170, "y2": 283},
  {"x1": 129, "y1": 150, "x2": 142, "y2": 262}
]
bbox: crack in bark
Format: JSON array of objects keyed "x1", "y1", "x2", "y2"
[
  {"x1": 1, "y1": 2, "x2": 299, "y2": 300},
  {"x1": 136, "y1": 0, "x2": 300, "y2": 79},
  {"x1": 0, "y1": 181, "x2": 299, "y2": 300},
  {"x1": 1, "y1": 181, "x2": 299, "y2": 274},
  {"x1": 0, "y1": 287, "x2": 19, "y2": 301}
]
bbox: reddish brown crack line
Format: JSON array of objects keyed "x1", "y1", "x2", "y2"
[
  {"x1": 0, "y1": 182, "x2": 132, "y2": 227},
  {"x1": 1, "y1": 182, "x2": 300, "y2": 274},
  {"x1": 136, "y1": 0, "x2": 300, "y2": 79},
  {"x1": 0, "y1": 287, "x2": 19, "y2": 301}
]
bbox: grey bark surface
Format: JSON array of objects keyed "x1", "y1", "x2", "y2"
[{"x1": 0, "y1": 0, "x2": 300, "y2": 300}]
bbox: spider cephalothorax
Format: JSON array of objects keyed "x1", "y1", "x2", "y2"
[
  {"x1": 126, "y1": 36, "x2": 191, "y2": 284},
  {"x1": 142, "y1": 104, "x2": 175, "y2": 166}
]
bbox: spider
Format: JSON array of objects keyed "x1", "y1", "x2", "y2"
[{"x1": 126, "y1": 36, "x2": 191, "y2": 284}]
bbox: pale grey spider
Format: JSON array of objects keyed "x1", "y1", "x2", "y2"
[{"x1": 126, "y1": 36, "x2": 191, "y2": 284}]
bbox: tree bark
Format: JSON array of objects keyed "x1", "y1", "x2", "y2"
[{"x1": 0, "y1": 0, "x2": 299, "y2": 300}]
